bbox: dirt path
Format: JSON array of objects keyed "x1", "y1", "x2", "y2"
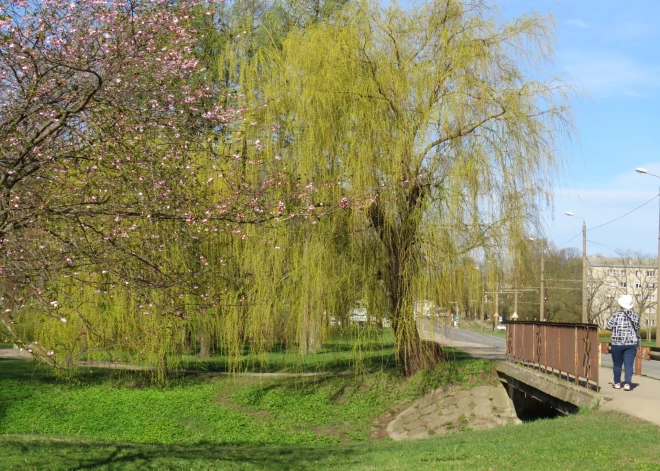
[
  {"x1": 0, "y1": 350, "x2": 366, "y2": 377},
  {"x1": 0, "y1": 349, "x2": 31, "y2": 359}
]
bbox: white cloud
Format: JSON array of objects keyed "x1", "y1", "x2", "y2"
[
  {"x1": 559, "y1": 50, "x2": 660, "y2": 96},
  {"x1": 566, "y1": 19, "x2": 589, "y2": 28}
]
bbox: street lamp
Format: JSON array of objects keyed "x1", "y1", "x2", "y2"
[
  {"x1": 635, "y1": 167, "x2": 660, "y2": 347},
  {"x1": 565, "y1": 211, "x2": 588, "y2": 323},
  {"x1": 487, "y1": 260, "x2": 499, "y2": 330}
]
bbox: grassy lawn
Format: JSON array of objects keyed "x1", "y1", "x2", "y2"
[
  {"x1": 178, "y1": 328, "x2": 399, "y2": 374},
  {"x1": 0, "y1": 350, "x2": 495, "y2": 446},
  {"x1": 2, "y1": 329, "x2": 660, "y2": 471},
  {"x1": 1, "y1": 411, "x2": 658, "y2": 470},
  {"x1": 599, "y1": 336, "x2": 656, "y2": 348},
  {"x1": 71, "y1": 328, "x2": 400, "y2": 374}
]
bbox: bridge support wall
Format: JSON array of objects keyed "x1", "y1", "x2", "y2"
[{"x1": 497, "y1": 362, "x2": 602, "y2": 416}]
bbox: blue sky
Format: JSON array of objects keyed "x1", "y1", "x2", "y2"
[
  {"x1": 496, "y1": 0, "x2": 660, "y2": 258},
  {"x1": 396, "y1": 0, "x2": 660, "y2": 257}
]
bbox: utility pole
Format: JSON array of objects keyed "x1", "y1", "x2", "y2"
[
  {"x1": 494, "y1": 284, "x2": 499, "y2": 328},
  {"x1": 582, "y1": 220, "x2": 587, "y2": 323},
  {"x1": 540, "y1": 248, "x2": 545, "y2": 321},
  {"x1": 480, "y1": 268, "x2": 485, "y2": 332},
  {"x1": 514, "y1": 289, "x2": 518, "y2": 319},
  {"x1": 657, "y1": 186, "x2": 660, "y2": 346},
  {"x1": 635, "y1": 168, "x2": 660, "y2": 346},
  {"x1": 566, "y1": 211, "x2": 588, "y2": 324},
  {"x1": 480, "y1": 292, "x2": 485, "y2": 332}
]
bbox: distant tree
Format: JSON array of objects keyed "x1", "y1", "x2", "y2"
[
  {"x1": 542, "y1": 246, "x2": 581, "y2": 322},
  {"x1": 587, "y1": 266, "x2": 616, "y2": 327}
]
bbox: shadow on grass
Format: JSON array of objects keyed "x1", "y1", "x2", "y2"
[
  {"x1": 0, "y1": 353, "x2": 401, "y2": 389},
  {"x1": 0, "y1": 436, "x2": 369, "y2": 471},
  {"x1": 180, "y1": 348, "x2": 398, "y2": 375},
  {"x1": 441, "y1": 348, "x2": 484, "y2": 362},
  {"x1": 0, "y1": 358, "x2": 171, "y2": 388}
]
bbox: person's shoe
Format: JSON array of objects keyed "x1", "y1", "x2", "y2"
[
  {"x1": 613, "y1": 383, "x2": 621, "y2": 389},
  {"x1": 624, "y1": 384, "x2": 631, "y2": 391}
]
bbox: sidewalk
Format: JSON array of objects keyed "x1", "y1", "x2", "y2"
[{"x1": 599, "y1": 366, "x2": 660, "y2": 426}]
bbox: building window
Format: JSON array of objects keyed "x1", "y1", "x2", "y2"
[
  {"x1": 635, "y1": 282, "x2": 643, "y2": 289},
  {"x1": 651, "y1": 295, "x2": 657, "y2": 301},
  {"x1": 636, "y1": 270, "x2": 643, "y2": 276},
  {"x1": 620, "y1": 281, "x2": 627, "y2": 288},
  {"x1": 621, "y1": 269, "x2": 627, "y2": 276},
  {"x1": 608, "y1": 269, "x2": 616, "y2": 276},
  {"x1": 610, "y1": 282, "x2": 617, "y2": 288},
  {"x1": 647, "y1": 308, "x2": 653, "y2": 314},
  {"x1": 651, "y1": 283, "x2": 657, "y2": 289},
  {"x1": 648, "y1": 270, "x2": 656, "y2": 277}
]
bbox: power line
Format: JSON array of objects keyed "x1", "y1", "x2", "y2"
[
  {"x1": 558, "y1": 194, "x2": 658, "y2": 248},
  {"x1": 558, "y1": 230, "x2": 582, "y2": 248},
  {"x1": 590, "y1": 194, "x2": 659, "y2": 231},
  {"x1": 588, "y1": 239, "x2": 622, "y2": 256}
]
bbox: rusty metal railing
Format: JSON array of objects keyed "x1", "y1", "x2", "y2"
[
  {"x1": 505, "y1": 321, "x2": 599, "y2": 391},
  {"x1": 600, "y1": 342, "x2": 651, "y2": 375}
]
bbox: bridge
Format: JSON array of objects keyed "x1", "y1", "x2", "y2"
[{"x1": 419, "y1": 320, "x2": 660, "y2": 426}]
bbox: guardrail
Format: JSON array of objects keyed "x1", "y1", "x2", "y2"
[
  {"x1": 600, "y1": 342, "x2": 651, "y2": 375},
  {"x1": 505, "y1": 321, "x2": 599, "y2": 391}
]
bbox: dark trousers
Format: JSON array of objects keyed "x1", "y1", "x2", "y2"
[{"x1": 611, "y1": 344, "x2": 637, "y2": 386}]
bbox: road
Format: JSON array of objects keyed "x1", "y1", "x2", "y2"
[{"x1": 420, "y1": 320, "x2": 660, "y2": 380}]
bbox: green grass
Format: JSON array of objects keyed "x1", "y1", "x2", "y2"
[
  {"x1": 76, "y1": 328, "x2": 399, "y2": 374},
  {"x1": 0, "y1": 410, "x2": 658, "y2": 470},
  {"x1": 3, "y1": 330, "x2": 660, "y2": 471},
  {"x1": 179, "y1": 330, "x2": 399, "y2": 374},
  {"x1": 599, "y1": 336, "x2": 656, "y2": 348},
  {"x1": 0, "y1": 351, "x2": 494, "y2": 446}
]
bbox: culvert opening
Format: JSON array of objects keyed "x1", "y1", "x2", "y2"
[{"x1": 508, "y1": 388, "x2": 578, "y2": 422}]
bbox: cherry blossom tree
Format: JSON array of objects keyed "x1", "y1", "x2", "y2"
[
  {"x1": 0, "y1": 0, "x2": 277, "y2": 368},
  {"x1": 0, "y1": 0, "x2": 332, "y2": 378}
]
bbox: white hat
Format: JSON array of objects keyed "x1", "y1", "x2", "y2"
[{"x1": 618, "y1": 294, "x2": 634, "y2": 310}]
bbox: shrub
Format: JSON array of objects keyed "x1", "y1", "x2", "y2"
[{"x1": 638, "y1": 328, "x2": 656, "y2": 340}]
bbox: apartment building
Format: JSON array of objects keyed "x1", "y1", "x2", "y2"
[{"x1": 588, "y1": 255, "x2": 657, "y2": 329}]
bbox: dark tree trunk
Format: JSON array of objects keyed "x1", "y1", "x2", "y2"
[
  {"x1": 199, "y1": 328, "x2": 211, "y2": 359},
  {"x1": 368, "y1": 182, "x2": 440, "y2": 376}
]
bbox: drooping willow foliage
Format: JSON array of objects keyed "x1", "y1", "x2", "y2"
[
  {"x1": 3, "y1": 0, "x2": 574, "y2": 380},
  {"x1": 229, "y1": 0, "x2": 574, "y2": 375}
]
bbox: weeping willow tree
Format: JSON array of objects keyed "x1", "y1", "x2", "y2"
[{"x1": 234, "y1": 0, "x2": 573, "y2": 376}]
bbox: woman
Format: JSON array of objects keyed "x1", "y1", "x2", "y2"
[{"x1": 606, "y1": 294, "x2": 640, "y2": 391}]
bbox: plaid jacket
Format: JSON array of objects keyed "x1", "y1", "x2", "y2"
[{"x1": 606, "y1": 310, "x2": 641, "y2": 346}]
